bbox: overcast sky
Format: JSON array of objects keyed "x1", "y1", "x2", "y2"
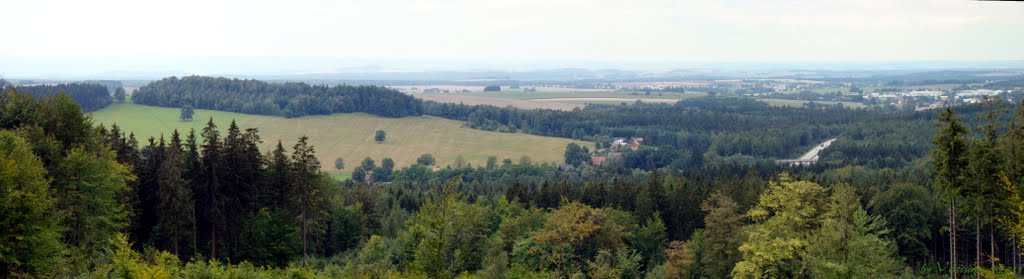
[{"x1": 3, "y1": 0, "x2": 1023, "y2": 76}]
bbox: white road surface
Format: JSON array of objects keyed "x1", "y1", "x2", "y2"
[{"x1": 798, "y1": 138, "x2": 837, "y2": 161}]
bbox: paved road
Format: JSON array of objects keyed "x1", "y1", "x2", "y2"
[{"x1": 797, "y1": 138, "x2": 837, "y2": 161}]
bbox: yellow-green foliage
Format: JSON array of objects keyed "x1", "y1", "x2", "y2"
[
  {"x1": 95, "y1": 234, "x2": 349, "y2": 279},
  {"x1": 0, "y1": 130, "x2": 64, "y2": 277}
]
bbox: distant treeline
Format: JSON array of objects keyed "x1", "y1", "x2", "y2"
[
  {"x1": 426, "y1": 97, "x2": 858, "y2": 162},
  {"x1": 15, "y1": 83, "x2": 113, "y2": 111},
  {"x1": 132, "y1": 76, "x2": 423, "y2": 118}
]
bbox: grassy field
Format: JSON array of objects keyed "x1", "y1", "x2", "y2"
[
  {"x1": 411, "y1": 90, "x2": 704, "y2": 110},
  {"x1": 413, "y1": 94, "x2": 583, "y2": 110},
  {"x1": 90, "y1": 103, "x2": 587, "y2": 174},
  {"x1": 442, "y1": 90, "x2": 705, "y2": 100},
  {"x1": 758, "y1": 98, "x2": 867, "y2": 108}
]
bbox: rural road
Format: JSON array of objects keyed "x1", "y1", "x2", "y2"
[{"x1": 798, "y1": 138, "x2": 837, "y2": 161}]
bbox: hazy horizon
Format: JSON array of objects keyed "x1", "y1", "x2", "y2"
[{"x1": 3, "y1": 0, "x2": 1023, "y2": 78}]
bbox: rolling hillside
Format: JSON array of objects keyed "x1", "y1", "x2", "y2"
[{"x1": 90, "y1": 103, "x2": 588, "y2": 174}]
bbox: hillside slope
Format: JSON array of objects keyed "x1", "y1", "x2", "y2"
[{"x1": 90, "y1": 103, "x2": 586, "y2": 173}]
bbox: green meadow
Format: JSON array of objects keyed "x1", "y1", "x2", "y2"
[{"x1": 91, "y1": 103, "x2": 588, "y2": 175}]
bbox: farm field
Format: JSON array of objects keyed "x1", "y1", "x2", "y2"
[
  {"x1": 413, "y1": 94, "x2": 583, "y2": 110},
  {"x1": 534, "y1": 97, "x2": 679, "y2": 104},
  {"x1": 90, "y1": 103, "x2": 587, "y2": 175},
  {"x1": 440, "y1": 90, "x2": 704, "y2": 100},
  {"x1": 411, "y1": 90, "x2": 703, "y2": 110},
  {"x1": 758, "y1": 98, "x2": 867, "y2": 108}
]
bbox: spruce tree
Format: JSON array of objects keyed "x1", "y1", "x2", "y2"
[
  {"x1": 932, "y1": 107, "x2": 968, "y2": 275},
  {"x1": 290, "y1": 135, "x2": 326, "y2": 261},
  {"x1": 198, "y1": 118, "x2": 225, "y2": 258},
  {"x1": 156, "y1": 130, "x2": 195, "y2": 256},
  {"x1": 635, "y1": 171, "x2": 666, "y2": 223}
]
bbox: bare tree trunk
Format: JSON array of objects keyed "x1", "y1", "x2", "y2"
[
  {"x1": 976, "y1": 218, "x2": 981, "y2": 279},
  {"x1": 302, "y1": 207, "x2": 308, "y2": 265},
  {"x1": 952, "y1": 199, "x2": 958, "y2": 279},
  {"x1": 192, "y1": 209, "x2": 198, "y2": 256},
  {"x1": 211, "y1": 228, "x2": 217, "y2": 259},
  {"x1": 990, "y1": 224, "x2": 995, "y2": 271}
]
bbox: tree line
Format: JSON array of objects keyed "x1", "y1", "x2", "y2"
[
  {"x1": 13, "y1": 82, "x2": 113, "y2": 111},
  {"x1": 132, "y1": 76, "x2": 423, "y2": 118}
]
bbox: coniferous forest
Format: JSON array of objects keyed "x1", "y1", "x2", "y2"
[{"x1": 4, "y1": 80, "x2": 1024, "y2": 278}]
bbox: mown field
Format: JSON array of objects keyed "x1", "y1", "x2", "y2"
[{"x1": 90, "y1": 103, "x2": 587, "y2": 174}]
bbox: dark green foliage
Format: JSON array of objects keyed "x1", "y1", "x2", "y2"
[
  {"x1": 334, "y1": 157, "x2": 344, "y2": 170},
  {"x1": 483, "y1": 85, "x2": 501, "y2": 92},
  {"x1": 563, "y1": 142, "x2": 591, "y2": 166},
  {"x1": 635, "y1": 171, "x2": 666, "y2": 222},
  {"x1": 180, "y1": 104, "x2": 195, "y2": 121},
  {"x1": 290, "y1": 135, "x2": 328, "y2": 260},
  {"x1": 113, "y1": 87, "x2": 127, "y2": 103},
  {"x1": 375, "y1": 130, "x2": 386, "y2": 143},
  {"x1": 4, "y1": 77, "x2": 1024, "y2": 277},
  {"x1": 871, "y1": 183, "x2": 934, "y2": 261},
  {"x1": 238, "y1": 208, "x2": 300, "y2": 267},
  {"x1": 16, "y1": 83, "x2": 113, "y2": 111},
  {"x1": 154, "y1": 130, "x2": 195, "y2": 256},
  {"x1": 417, "y1": 153, "x2": 436, "y2": 166},
  {"x1": 197, "y1": 118, "x2": 226, "y2": 258},
  {"x1": 327, "y1": 202, "x2": 366, "y2": 254},
  {"x1": 132, "y1": 76, "x2": 423, "y2": 118}
]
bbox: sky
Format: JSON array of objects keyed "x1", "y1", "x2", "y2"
[{"x1": 2, "y1": 0, "x2": 1023, "y2": 77}]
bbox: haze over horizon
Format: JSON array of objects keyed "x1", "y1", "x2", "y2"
[{"x1": 3, "y1": 0, "x2": 1023, "y2": 78}]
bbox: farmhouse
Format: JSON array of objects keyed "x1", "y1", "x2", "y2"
[
  {"x1": 611, "y1": 138, "x2": 628, "y2": 149},
  {"x1": 629, "y1": 137, "x2": 644, "y2": 151},
  {"x1": 591, "y1": 156, "x2": 607, "y2": 166}
]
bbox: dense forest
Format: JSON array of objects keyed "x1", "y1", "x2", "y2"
[
  {"x1": 132, "y1": 76, "x2": 423, "y2": 118},
  {"x1": 425, "y1": 97, "x2": 961, "y2": 170},
  {"x1": 5, "y1": 78, "x2": 1024, "y2": 278},
  {"x1": 121, "y1": 75, "x2": 984, "y2": 173},
  {"x1": 14, "y1": 83, "x2": 113, "y2": 111}
]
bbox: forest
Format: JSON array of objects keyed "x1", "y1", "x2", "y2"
[
  {"x1": 13, "y1": 83, "x2": 113, "y2": 111},
  {"x1": 4, "y1": 79, "x2": 1024, "y2": 278},
  {"x1": 131, "y1": 76, "x2": 423, "y2": 118}
]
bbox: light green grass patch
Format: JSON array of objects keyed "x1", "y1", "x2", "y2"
[
  {"x1": 90, "y1": 103, "x2": 587, "y2": 173},
  {"x1": 450, "y1": 91, "x2": 705, "y2": 101}
]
